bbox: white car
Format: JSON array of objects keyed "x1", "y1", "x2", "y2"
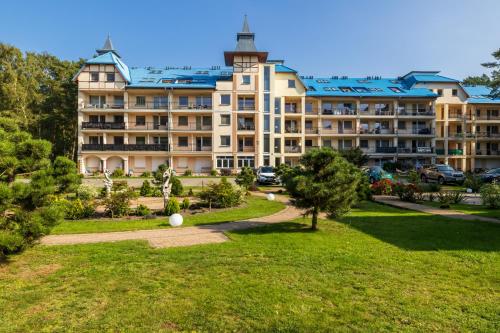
[{"x1": 257, "y1": 166, "x2": 277, "y2": 185}]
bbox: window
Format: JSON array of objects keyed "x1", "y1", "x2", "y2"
[
  {"x1": 305, "y1": 102, "x2": 314, "y2": 113},
  {"x1": 90, "y1": 95, "x2": 105, "y2": 108},
  {"x1": 135, "y1": 137, "x2": 146, "y2": 145},
  {"x1": 220, "y1": 114, "x2": 231, "y2": 125},
  {"x1": 288, "y1": 79, "x2": 296, "y2": 88},
  {"x1": 274, "y1": 117, "x2": 281, "y2": 133},
  {"x1": 264, "y1": 134, "x2": 270, "y2": 153},
  {"x1": 242, "y1": 75, "x2": 251, "y2": 85},
  {"x1": 106, "y1": 73, "x2": 115, "y2": 82},
  {"x1": 202, "y1": 116, "x2": 212, "y2": 127},
  {"x1": 398, "y1": 120, "x2": 406, "y2": 129},
  {"x1": 179, "y1": 96, "x2": 189, "y2": 108},
  {"x1": 274, "y1": 97, "x2": 281, "y2": 114},
  {"x1": 322, "y1": 102, "x2": 333, "y2": 114},
  {"x1": 238, "y1": 96, "x2": 255, "y2": 110},
  {"x1": 89, "y1": 136, "x2": 101, "y2": 144},
  {"x1": 264, "y1": 115, "x2": 270, "y2": 132},
  {"x1": 360, "y1": 140, "x2": 368, "y2": 148},
  {"x1": 323, "y1": 139, "x2": 332, "y2": 147},
  {"x1": 178, "y1": 137, "x2": 189, "y2": 147},
  {"x1": 359, "y1": 103, "x2": 369, "y2": 112},
  {"x1": 90, "y1": 72, "x2": 99, "y2": 82},
  {"x1": 153, "y1": 136, "x2": 168, "y2": 144},
  {"x1": 339, "y1": 87, "x2": 354, "y2": 92},
  {"x1": 196, "y1": 96, "x2": 212, "y2": 108},
  {"x1": 452, "y1": 89, "x2": 458, "y2": 96},
  {"x1": 238, "y1": 157, "x2": 255, "y2": 168},
  {"x1": 389, "y1": 87, "x2": 404, "y2": 93},
  {"x1": 136, "y1": 116, "x2": 146, "y2": 126},
  {"x1": 136, "y1": 96, "x2": 146, "y2": 106},
  {"x1": 113, "y1": 96, "x2": 124, "y2": 107},
  {"x1": 343, "y1": 121, "x2": 352, "y2": 129},
  {"x1": 178, "y1": 116, "x2": 188, "y2": 126},
  {"x1": 264, "y1": 66, "x2": 270, "y2": 91},
  {"x1": 354, "y1": 87, "x2": 370, "y2": 93},
  {"x1": 216, "y1": 156, "x2": 234, "y2": 168},
  {"x1": 114, "y1": 136, "x2": 124, "y2": 145},
  {"x1": 274, "y1": 138, "x2": 281, "y2": 153},
  {"x1": 264, "y1": 94, "x2": 270, "y2": 113},
  {"x1": 220, "y1": 135, "x2": 230, "y2": 147},
  {"x1": 285, "y1": 103, "x2": 297, "y2": 113},
  {"x1": 220, "y1": 94, "x2": 231, "y2": 105},
  {"x1": 437, "y1": 89, "x2": 443, "y2": 96}
]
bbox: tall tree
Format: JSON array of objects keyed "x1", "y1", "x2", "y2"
[
  {"x1": 481, "y1": 48, "x2": 500, "y2": 97},
  {"x1": 462, "y1": 74, "x2": 491, "y2": 86}
]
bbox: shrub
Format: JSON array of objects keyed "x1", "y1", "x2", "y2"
[
  {"x1": 111, "y1": 168, "x2": 125, "y2": 178},
  {"x1": 60, "y1": 198, "x2": 95, "y2": 220},
  {"x1": 236, "y1": 166, "x2": 255, "y2": 190},
  {"x1": 76, "y1": 184, "x2": 98, "y2": 200},
  {"x1": 112, "y1": 180, "x2": 128, "y2": 192},
  {"x1": 437, "y1": 192, "x2": 454, "y2": 208},
  {"x1": 198, "y1": 177, "x2": 243, "y2": 208},
  {"x1": 0, "y1": 231, "x2": 25, "y2": 259},
  {"x1": 170, "y1": 176, "x2": 183, "y2": 196},
  {"x1": 51, "y1": 156, "x2": 82, "y2": 193},
  {"x1": 151, "y1": 187, "x2": 163, "y2": 197},
  {"x1": 355, "y1": 174, "x2": 372, "y2": 203},
  {"x1": 187, "y1": 188, "x2": 194, "y2": 196},
  {"x1": 407, "y1": 170, "x2": 420, "y2": 184},
  {"x1": 393, "y1": 183, "x2": 421, "y2": 203},
  {"x1": 140, "y1": 180, "x2": 153, "y2": 196},
  {"x1": 140, "y1": 171, "x2": 152, "y2": 178},
  {"x1": 104, "y1": 188, "x2": 137, "y2": 217},
  {"x1": 164, "y1": 197, "x2": 180, "y2": 216},
  {"x1": 135, "y1": 204, "x2": 151, "y2": 216},
  {"x1": 464, "y1": 174, "x2": 483, "y2": 193},
  {"x1": 383, "y1": 161, "x2": 401, "y2": 173},
  {"x1": 210, "y1": 169, "x2": 218, "y2": 176},
  {"x1": 450, "y1": 191, "x2": 465, "y2": 204},
  {"x1": 370, "y1": 179, "x2": 393, "y2": 195},
  {"x1": 181, "y1": 197, "x2": 190, "y2": 211},
  {"x1": 183, "y1": 169, "x2": 192, "y2": 176},
  {"x1": 480, "y1": 183, "x2": 500, "y2": 208},
  {"x1": 219, "y1": 168, "x2": 233, "y2": 176},
  {"x1": 417, "y1": 182, "x2": 441, "y2": 193}
]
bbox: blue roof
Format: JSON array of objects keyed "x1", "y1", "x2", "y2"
[
  {"x1": 463, "y1": 85, "x2": 500, "y2": 104},
  {"x1": 126, "y1": 67, "x2": 233, "y2": 89},
  {"x1": 275, "y1": 64, "x2": 297, "y2": 73},
  {"x1": 85, "y1": 52, "x2": 131, "y2": 82},
  {"x1": 303, "y1": 77, "x2": 437, "y2": 98}
]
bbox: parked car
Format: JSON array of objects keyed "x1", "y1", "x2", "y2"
[
  {"x1": 479, "y1": 168, "x2": 500, "y2": 183},
  {"x1": 419, "y1": 164, "x2": 464, "y2": 184},
  {"x1": 364, "y1": 166, "x2": 393, "y2": 184},
  {"x1": 256, "y1": 166, "x2": 278, "y2": 185}
]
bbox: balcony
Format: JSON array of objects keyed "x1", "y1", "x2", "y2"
[
  {"x1": 305, "y1": 127, "x2": 319, "y2": 134},
  {"x1": 129, "y1": 102, "x2": 169, "y2": 110},
  {"x1": 238, "y1": 146, "x2": 255, "y2": 153},
  {"x1": 397, "y1": 128, "x2": 434, "y2": 136},
  {"x1": 81, "y1": 122, "x2": 125, "y2": 130},
  {"x1": 81, "y1": 103, "x2": 125, "y2": 110},
  {"x1": 397, "y1": 108, "x2": 434, "y2": 116},
  {"x1": 475, "y1": 115, "x2": 500, "y2": 121},
  {"x1": 305, "y1": 145, "x2": 320, "y2": 151},
  {"x1": 476, "y1": 132, "x2": 500, "y2": 138},
  {"x1": 284, "y1": 146, "x2": 301, "y2": 153},
  {"x1": 172, "y1": 144, "x2": 212, "y2": 152},
  {"x1": 436, "y1": 148, "x2": 445, "y2": 155},
  {"x1": 476, "y1": 149, "x2": 500, "y2": 156},
  {"x1": 128, "y1": 123, "x2": 168, "y2": 131},
  {"x1": 82, "y1": 144, "x2": 168, "y2": 151},
  {"x1": 321, "y1": 128, "x2": 356, "y2": 135},
  {"x1": 284, "y1": 127, "x2": 301, "y2": 134},
  {"x1": 448, "y1": 132, "x2": 475, "y2": 139},
  {"x1": 359, "y1": 108, "x2": 394, "y2": 116},
  {"x1": 359, "y1": 128, "x2": 395, "y2": 135},
  {"x1": 449, "y1": 149, "x2": 463, "y2": 155},
  {"x1": 397, "y1": 147, "x2": 435, "y2": 154},
  {"x1": 375, "y1": 147, "x2": 397, "y2": 154},
  {"x1": 237, "y1": 123, "x2": 256, "y2": 130},
  {"x1": 321, "y1": 107, "x2": 357, "y2": 116},
  {"x1": 170, "y1": 102, "x2": 213, "y2": 111},
  {"x1": 172, "y1": 123, "x2": 213, "y2": 131}
]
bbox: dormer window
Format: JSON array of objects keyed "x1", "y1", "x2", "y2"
[
  {"x1": 452, "y1": 89, "x2": 458, "y2": 96},
  {"x1": 90, "y1": 72, "x2": 99, "y2": 82},
  {"x1": 106, "y1": 73, "x2": 115, "y2": 82},
  {"x1": 288, "y1": 80, "x2": 296, "y2": 88},
  {"x1": 242, "y1": 75, "x2": 251, "y2": 85}
]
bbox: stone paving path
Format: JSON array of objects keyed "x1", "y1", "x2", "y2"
[
  {"x1": 374, "y1": 195, "x2": 500, "y2": 224},
  {"x1": 41, "y1": 194, "x2": 303, "y2": 249}
]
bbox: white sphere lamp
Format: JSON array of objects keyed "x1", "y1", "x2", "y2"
[
  {"x1": 266, "y1": 193, "x2": 275, "y2": 201},
  {"x1": 169, "y1": 213, "x2": 183, "y2": 227}
]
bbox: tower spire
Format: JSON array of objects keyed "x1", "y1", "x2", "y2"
[
  {"x1": 235, "y1": 15, "x2": 257, "y2": 52},
  {"x1": 96, "y1": 34, "x2": 120, "y2": 58},
  {"x1": 242, "y1": 14, "x2": 250, "y2": 33}
]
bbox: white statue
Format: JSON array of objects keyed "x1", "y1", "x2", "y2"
[
  {"x1": 103, "y1": 169, "x2": 113, "y2": 197},
  {"x1": 162, "y1": 167, "x2": 174, "y2": 208}
]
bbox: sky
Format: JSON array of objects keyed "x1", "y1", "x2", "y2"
[{"x1": 1, "y1": 0, "x2": 499, "y2": 80}]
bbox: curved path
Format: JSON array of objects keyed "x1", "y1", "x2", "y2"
[{"x1": 41, "y1": 194, "x2": 303, "y2": 249}]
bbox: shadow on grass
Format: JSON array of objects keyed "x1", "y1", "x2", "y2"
[
  {"x1": 338, "y1": 213, "x2": 500, "y2": 252},
  {"x1": 229, "y1": 221, "x2": 312, "y2": 235}
]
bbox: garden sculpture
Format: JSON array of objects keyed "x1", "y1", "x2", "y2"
[
  {"x1": 103, "y1": 169, "x2": 113, "y2": 197},
  {"x1": 162, "y1": 167, "x2": 174, "y2": 208}
]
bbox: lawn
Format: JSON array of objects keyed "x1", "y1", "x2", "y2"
[
  {"x1": 421, "y1": 201, "x2": 500, "y2": 220},
  {"x1": 51, "y1": 195, "x2": 285, "y2": 235},
  {"x1": 0, "y1": 202, "x2": 498, "y2": 331}
]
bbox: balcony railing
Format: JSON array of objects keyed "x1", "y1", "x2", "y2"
[
  {"x1": 375, "y1": 147, "x2": 397, "y2": 154},
  {"x1": 448, "y1": 132, "x2": 475, "y2": 138},
  {"x1": 321, "y1": 108, "x2": 357, "y2": 116},
  {"x1": 81, "y1": 122, "x2": 125, "y2": 130},
  {"x1": 238, "y1": 104, "x2": 256, "y2": 111},
  {"x1": 475, "y1": 115, "x2": 500, "y2": 121},
  {"x1": 170, "y1": 102, "x2": 212, "y2": 110},
  {"x1": 359, "y1": 128, "x2": 395, "y2": 135},
  {"x1": 359, "y1": 109, "x2": 394, "y2": 116},
  {"x1": 449, "y1": 149, "x2": 463, "y2": 155},
  {"x1": 397, "y1": 147, "x2": 435, "y2": 154},
  {"x1": 305, "y1": 127, "x2": 320, "y2": 134},
  {"x1": 237, "y1": 124, "x2": 256, "y2": 130},
  {"x1": 397, "y1": 128, "x2": 434, "y2": 135},
  {"x1": 128, "y1": 123, "x2": 169, "y2": 130},
  {"x1": 82, "y1": 144, "x2": 168, "y2": 151},
  {"x1": 476, "y1": 149, "x2": 500, "y2": 156},
  {"x1": 81, "y1": 103, "x2": 125, "y2": 109},
  {"x1": 172, "y1": 144, "x2": 212, "y2": 152},
  {"x1": 284, "y1": 146, "x2": 301, "y2": 153},
  {"x1": 305, "y1": 145, "x2": 320, "y2": 151},
  {"x1": 129, "y1": 102, "x2": 169, "y2": 110},
  {"x1": 172, "y1": 124, "x2": 213, "y2": 131},
  {"x1": 436, "y1": 148, "x2": 445, "y2": 155},
  {"x1": 285, "y1": 127, "x2": 301, "y2": 134},
  {"x1": 397, "y1": 108, "x2": 434, "y2": 116},
  {"x1": 238, "y1": 146, "x2": 255, "y2": 153},
  {"x1": 476, "y1": 132, "x2": 500, "y2": 138},
  {"x1": 320, "y1": 128, "x2": 357, "y2": 134}
]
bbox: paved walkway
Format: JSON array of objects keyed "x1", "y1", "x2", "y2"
[
  {"x1": 41, "y1": 194, "x2": 303, "y2": 249},
  {"x1": 374, "y1": 195, "x2": 500, "y2": 224}
]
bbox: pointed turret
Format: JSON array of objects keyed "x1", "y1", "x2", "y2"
[
  {"x1": 224, "y1": 15, "x2": 268, "y2": 66},
  {"x1": 96, "y1": 34, "x2": 121, "y2": 58}
]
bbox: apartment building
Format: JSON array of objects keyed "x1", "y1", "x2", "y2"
[{"x1": 74, "y1": 17, "x2": 500, "y2": 174}]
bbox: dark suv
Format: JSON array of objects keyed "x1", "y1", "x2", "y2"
[{"x1": 419, "y1": 164, "x2": 465, "y2": 185}]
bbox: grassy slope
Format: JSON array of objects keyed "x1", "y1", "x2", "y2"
[
  {"x1": 1, "y1": 202, "x2": 499, "y2": 332},
  {"x1": 421, "y1": 201, "x2": 500, "y2": 220},
  {"x1": 51, "y1": 196, "x2": 285, "y2": 235}
]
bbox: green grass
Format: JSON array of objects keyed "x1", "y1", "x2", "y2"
[
  {"x1": 51, "y1": 195, "x2": 285, "y2": 235},
  {"x1": 421, "y1": 201, "x2": 500, "y2": 220},
  {"x1": 0, "y1": 202, "x2": 498, "y2": 332}
]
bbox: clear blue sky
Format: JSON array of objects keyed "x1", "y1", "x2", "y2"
[{"x1": 1, "y1": 0, "x2": 499, "y2": 79}]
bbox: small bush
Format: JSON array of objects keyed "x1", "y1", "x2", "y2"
[
  {"x1": 140, "y1": 171, "x2": 152, "y2": 178},
  {"x1": 210, "y1": 169, "x2": 218, "y2": 176},
  {"x1": 187, "y1": 188, "x2": 194, "y2": 196},
  {"x1": 104, "y1": 188, "x2": 137, "y2": 217},
  {"x1": 393, "y1": 183, "x2": 422, "y2": 203},
  {"x1": 480, "y1": 183, "x2": 500, "y2": 208},
  {"x1": 417, "y1": 182, "x2": 441, "y2": 193},
  {"x1": 464, "y1": 175, "x2": 483, "y2": 193},
  {"x1": 170, "y1": 176, "x2": 183, "y2": 196},
  {"x1": 219, "y1": 168, "x2": 233, "y2": 176},
  {"x1": 135, "y1": 204, "x2": 151, "y2": 217},
  {"x1": 407, "y1": 170, "x2": 420, "y2": 184},
  {"x1": 356, "y1": 174, "x2": 372, "y2": 202},
  {"x1": 183, "y1": 169, "x2": 192, "y2": 176},
  {"x1": 151, "y1": 187, "x2": 163, "y2": 197},
  {"x1": 198, "y1": 177, "x2": 243, "y2": 208},
  {"x1": 75, "y1": 185, "x2": 97, "y2": 200},
  {"x1": 111, "y1": 168, "x2": 125, "y2": 178},
  {"x1": 437, "y1": 192, "x2": 454, "y2": 209},
  {"x1": 450, "y1": 191, "x2": 465, "y2": 204},
  {"x1": 236, "y1": 166, "x2": 255, "y2": 190},
  {"x1": 112, "y1": 181, "x2": 128, "y2": 192},
  {"x1": 383, "y1": 161, "x2": 401, "y2": 173},
  {"x1": 164, "y1": 197, "x2": 180, "y2": 216},
  {"x1": 370, "y1": 179, "x2": 393, "y2": 195},
  {"x1": 181, "y1": 197, "x2": 190, "y2": 211},
  {"x1": 140, "y1": 180, "x2": 153, "y2": 196},
  {"x1": 0, "y1": 231, "x2": 25, "y2": 259},
  {"x1": 62, "y1": 198, "x2": 95, "y2": 220}
]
